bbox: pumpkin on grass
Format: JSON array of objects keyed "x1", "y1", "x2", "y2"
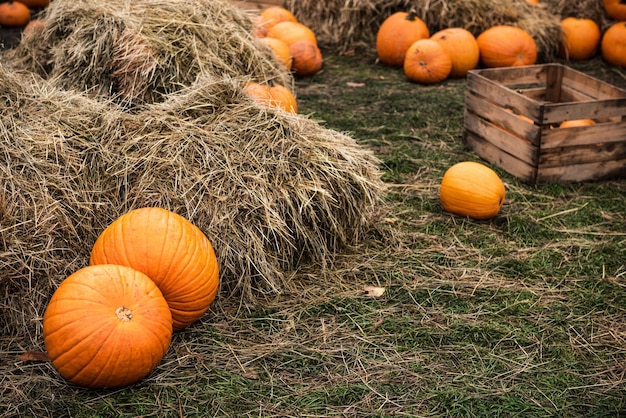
[
  {"x1": 43, "y1": 264, "x2": 173, "y2": 389},
  {"x1": 430, "y1": 27, "x2": 479, "y2": 78},
  {"x1": 376, "y1": 11, "x2": 429, "y2": 67},
  {"x1": 0, "y1": 1, "x2": 31, "y2": 28},
  {"x1": 601, "y1": 22, "x2": 626, "y2": 68},
  {"x1": 89, "y1": 207, "x2": 220, "y2": 331},
  {"x1": 440, "y1": 161, "x2": 506, "y2": 220},
  {"x1": 603, "y1": 0, "x2": 626, "y2": 21},
  {"x1": 476, "y1": 25, "x2": 537, "y2": 67},
  {"x1": 289, "y1": 39, "x2": 323, "y2": 77},
  {"x1": 560, "y1": 17, "x2": 601, "y2": 60},
  {"x1": 403, "y1": 39, "x2": 452, "y2": 84}
]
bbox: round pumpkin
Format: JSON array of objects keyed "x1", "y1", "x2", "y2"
[
  {"x1": 89, "y1": 207, "x2": 219, "y2": 331},
  {"x1": 601, "y1": 22, "x2": 626, "y2": 67},
  {"x1": 22, "y1": 18, "x2": 44, "y2": 36},
  {"x1": 376, "y1": 11, "x2": 430, "y2": 67},
  {"x1": 16, "y1": 0, "x2": 49, "y2": 7},
  {"x1": 244, "y1": 81, "x2": 273, "y2": 106},
  {"x1": 43, "y1": 264, "x2": 173, "y2": 389},
  {"x1": 266, "y1": 21, "x2": 317, "y2": 46},
  {"x1": 403, "y1": 39, "x2": 452, "y2": 84},
  {"x1": 560, "y1": 17, "x2": 601, "y2": 60},
  {"x1": 603, "y1": 0, "x2": 626, "y2": 21},
  {"x1": 440, "y1": 161, "x2": 506, "y2": 220},
  {"x1": 476, "y1": 25, "x2": 537, "y2": 67},
  {"x1": 560, "y1": 119, "x2": 596, "y2": 128},
  {"x1": 289, "y1": 39, "x2": 323, "y2": 76},
  {"x1": 0, "y1": 1, "x2": 30, "y2": 28},
  {"x1": 269, "y1": 84, "x2": 298, "y2": 113},
  {"x1": 259, "y1": 36, "x2": 293, "y2": 70},
  {"x1": 430, "y1": 27, "x2": 480, "y2": 77}
]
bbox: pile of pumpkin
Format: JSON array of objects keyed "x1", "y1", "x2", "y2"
[
  {"x1": 0, "y1": 0, "x2": 48, "y2": 30},
  {"x1": 376, "y1": 6, "x2": 626, "y2": 85},
  {"x1": 42, "y1": 207, "x2": 220, "y2": 389}
]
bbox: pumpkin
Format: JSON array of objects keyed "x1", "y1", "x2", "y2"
[
  {"x1": 15, "y1": 0, "x2": 49, "y2": 7},
  {"x1": 525, "y1": 0, "x2": 539, "y2": 5},
  {"x1": 0, "y1": 1, "x2": 30, "y2": 28},
  {"x1": 560, "y1": 17, "x2": 601, "y2": 60},
  {"x1": 439, "y1": 161, "x2": 506, "y2": 220},
  {"x1": 254, "y1": 6, "x2": 298, "y2": 37},
  {"x1": 259, "y1": 36, "x2": 293, "y2": 70},
  {"x1": 376, "y1": 11, "x2": 430, "y2": 67},
  {"x1": 430, "y1": 27, "x2": 480, "y2": 78},
  {"x1": 601, "y1": 22, "x2": 626, "y2": 67},
  {"x1": 89, "y1": 207, "x2": 219, "y2": 331},
  {"x1": 22, "y1": 18, "x2": 44, "y2": 36},
  {"x1": 43, "y1": 264, "x2": 172, "y2": 389},
  {"x1": 403, "y1": 39, "x2": 452, "y2": 84},
  {"x1": 603, "y1": 0, "x2": 626, "y2": 21},
  {"x1": 245, "y1": 82, "x2": 298, "y2": 113},
  {"x1": 289, "y1": 39, "x2": 323, "y2": 76},
  {"x1": 560, "y1": 119, "x2": 596, "y2": 128},
  {"x1": 266, "y1": 21, "x2": 317, "y2": 46},
  {"x1": 476, "y1": 25, "x2": 537, "y2": 67}
]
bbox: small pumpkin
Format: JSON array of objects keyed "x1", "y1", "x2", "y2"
[
  {"x1": 601, "y1": 22, "x2": 626, "y2": 67},
  {"x1": 476, "y1": 25, "x2": 537, "y2": 67},
  {"x1": 603, "y1": 0, "x2": 626, "y2": 21},
  {"x1": 15, "y1": 0, "x2": 49, "y2": 7},
  {"x1": 289, "y1": 39, "x2": 323, "y2": 76},
  {"x1": 89, "y1": 207, "x2": 219, "y2": 331},
  {"x1": 22, "y1": 18, "x2": 44, "y2": 36},
  {"x1": 266, "y1": 21, "x2": 317, "y2": 46},
  {"x1": 376, "y1": 11, "x2": 430, "y2": 67},
  {"x1": 403, "y1": 39, "x2": 452, "y2": 84},
  {"x1": 0, "y1": 1, "x2": 30, "y2": 28},
  {"x1": 440, "y1": 161, "x2": 506, "y2": 220},
  {"x1": 259, "y1": 36, "x2": 293, "y2": 70},
  {"x1": 245, "y1": 82, "x2": 298, "y2": 113},
  {"x1": 560, "y1": 17, "x2": 601, "y2": 60},
  {"x1": 430, "y1": 27, "x2": 480, "y2": 78},
  {"x1": 43, "y1": 264, "x2": 173, "y2": 389},
  {"x1": 560, "y1": 119, "x2": 596, "y2": 128},
  {"x1": 254, "y1": 6, "x2": 298, "y2": 37}
]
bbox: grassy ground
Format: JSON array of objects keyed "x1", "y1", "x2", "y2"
[{"x1": 3, "y1": 49, "x2": 626, "y2": 417}]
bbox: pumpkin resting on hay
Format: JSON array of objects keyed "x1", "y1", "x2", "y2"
[{"x1": 477, "y1": 25, "x2": 538, "y2": 67}]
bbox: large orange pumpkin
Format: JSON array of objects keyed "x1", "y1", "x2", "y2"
[
  {"x1": 476, "y1": 25, "x2": 537, "y2": 67},
  {"x1": 601, "y1": 22, "x2": 626, "y2": 67},
  {"x1": 89, "y1": 207, "x2": 219, "y2": 331},
  {"x1": 266, "y1": 21, "x2": 317, "y2": 46},
  {"x1": 43, "y1": 264, "x2": 173, "y2": 389},
  {"x1": 376, "y1": 11, "x2": 430, "y2": 67},
  {"x1": 403, "y1": 39, "x2": 452, "y2": 84},
  {"x1": 439, "y1": 161, "x2": 506, "y2": 220},
  {"x1": 289, "y1": 39, "x2": 323, "y2": 76},
  {"x1": 430, "y1": 27, "x2": 480, "y2": 77},
  {"x1": 560, "y1": 17, "x2": 601, "y2": 60},
  {"x1": 603, "y1": 0, "x2": 626, "y2": 21},
  {"x1": 254, "y1": 6, "x2": 298, "y2": 37},
  {"x1": 0, "y1": 1, "x2": 30, "y2": 28},
  {"x1": 259, "y1": 36, "x2": 293, "y2": 70}
]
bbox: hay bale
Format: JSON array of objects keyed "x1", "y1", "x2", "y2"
[
  {"x1": 5, "y1": 0, "x2": 292, "y2": 105},
  {"x1": 286, "y1": 0, "x2": 563, "y2": 60}
]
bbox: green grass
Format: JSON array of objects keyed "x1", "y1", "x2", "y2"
[{"x1": 3, "y1": 50, "x2": 626, "y2": 417}]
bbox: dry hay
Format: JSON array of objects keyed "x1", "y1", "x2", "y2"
[
  {"x1": 4, "y1": 0, "x2": 292, "y2": 106},
  {"x1": 286, "y1": 0, "x2": 566, "y2": 60},
  {"x1": 0, "y1": 0, "x2": 385, "y2": 349}
]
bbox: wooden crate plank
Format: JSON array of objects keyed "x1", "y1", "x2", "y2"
[
  {"x1": 542, "y1": 98, "x2": 626, "y2": 124},
  {"x1": 562, "y1": 66, "x2": 626, "y2": 100},
  {"x1": 540, "y1": 141, "x2": 626, "y2": 167},
  {"x1": 469, "y1": 64, "x2": 549, "y2": 87},
  {"x1": 538, "y1": 158, "x2": 626, "y2": 183},
  {"x1": 541, "y1": 120, "x2": 626, "y2": 149},
  {"x1": 466, "y1": 73, "x2": 541, "y2": 121}
]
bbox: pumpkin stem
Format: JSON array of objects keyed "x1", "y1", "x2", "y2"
[
  {"x1": 115, "y1": 306, "x2": 133, "y2": 322},
  {"x1": 406, "y1": 10, "x2": 419, "y2": 21}
]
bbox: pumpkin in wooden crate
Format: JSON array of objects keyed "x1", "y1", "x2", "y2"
[
  {"x1": 476, "y1": 25, "x2": 537, "y2": 68},
  {"x1": 601, "y1": 21, "x2": 626, "y2": 67},
  {"x1": 430, "y1": 27, "x2": 480, "y2": 78},
  {"x1": 560, "y1": 17, "x2": 601, "y2": 60},
  {"x1": 560, "y1": 119, "x2": 596, "y2": 128},
  {"x1": 254, "y1": 6, "x2": 298, "y2": 38},
  {"x1": 403, "y1": 39, "x2": 452, "y2": 84},
  {"x1": 289, "y1": 39, "x2": 323, "y2": 77},
  {"x1": 90, "y1": 207, "x2": 219, "y2": 331},
  {"x1": 439, "y1": 161, "x2": 506, "y2": 220},
  {"x1": 43, "y1": 264, "x2": 173, "y2": 389},
  {"x1": 376, "y1": 11, "x2": 430, "y2": 67},
  {"x1": 0, "y1": 1, "x2": 31, "y2": 27},
  {"x1": 603, "y1": 0, "x2": 626, "y2": 21}
]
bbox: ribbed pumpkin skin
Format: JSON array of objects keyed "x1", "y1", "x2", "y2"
[
  {"x1": 259, "y1": 36, "x2": 293, "y2": 70},
  {"x1": 430, "y1": 27, "x2": 479, "y2": 77},
  {"x1": 477, "y1": 25, "x2": 537, "y2": 67},
  {"x1": 254, "y1": 6, "x2": 298, "y2": 37},
  {"x1": 289, "y1": 39, "x2": 323, "y2": 76},
  {"x1": 601, "y1": 22, "x2": 626, "y2": 68},
  {"x1": 440, "y1": 162, "x2": 506, "y2": 220},
  {"x1": 403, "y1": 39, "x2": 452, "y2": 84},
  {"x1": 603, "y1": 0, "x2": 626, "y2": 21},
  {"x1": 89, "y1": 207, "x2": 219, "y2": 331},
  {"x1": 376, "y1": 11, "x2": 430, "y2": 67},
  {"x1": 269, "y1": 84, "x2": 298, "y2": 113},
  {"x1": 560, "y1": 18, "x2": 601, "y2": 60},
  {"x1": 43, "y1": 264, "x2": 172, "y2": 389},
  {"x1": 266, "y1": 21, "x2": 317, "y2": 46}
]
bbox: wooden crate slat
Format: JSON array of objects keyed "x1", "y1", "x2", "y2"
[
  {"x1": 541, "y1": 120, "x2": 626, "y2": 149},
  {"x1": 538, "y1": 158, "x2": 626, "y2": 183},
  {"x1": 562, "y1": 66, "x2": 626, "y2": 100},
  {"x1": 466, "y1": 73, "x2": 541, "y2": 121},
  {"x1": 540, "y1": 140, "x2": 626, "y2": 167}
]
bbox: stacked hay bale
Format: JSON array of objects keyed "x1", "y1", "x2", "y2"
[{"x1": 0, "y1": 0, "x2": 384, "y2": 346}]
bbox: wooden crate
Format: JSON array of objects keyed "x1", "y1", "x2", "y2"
[{"x1": 463, "y1": 64, "x2": 626, "y2": 184}]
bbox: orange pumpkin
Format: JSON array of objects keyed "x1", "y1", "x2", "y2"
[
  {"x1": 266, "y1": 21, "x2": 317, "y2": 46},
  {"x1": 430, "y1": 27, "x2": 480, "y2": 78},
  {"x1": 16, "y1": 0, "x2": 49, "y2": 7},
  {"x1": 560, "y1": 17, "x2": 601, "y2": 60},
  {"x1": 476, "y1": 25, "x2": 537, "y2": 67},
  {"x1": 560, "y1": 119, "x2": 596, "y2": 128},
  {"x1": 259, "y1": 36, "x2": 293, "y2": 70},
  {"x1": 0, "y1": 1, "x2": 30, "y2": 28},
  {"x1": 90, "y1": 207, "x2": 219, "y2": 331},
  {"x1": 439, "y1": 161, "x2": 506, "y2": 220},
  {"x1": 43, "y1": 264, "x2": 173, "y2": 389},
  {"x1": 525, "y1": 0, "x2": 540, "y2": 5},
  {"x1": 601, "y1": 22, "x2": 626, "y2": 67},
  {"x1": 403, "y1": 39, "x2": 452, "y2": 84},
  {"x1": 603, "y1": 0, "x2": 626, "y2": 21},
  {"x1": 22, "y1": 18, "x2": 44, "y2": 36},
  {"x1": 245, "y1": 82, "x2": 298, "y2": 113},
  {"x1": 289, "y1": 39, "x2": 323, "y2": 77},
  {"x1": 376, "y1": 11, "x2": 430, "y2": 67},
  {"x1": 254, "y1": 6, "x2": 298, "y2": 37}
]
